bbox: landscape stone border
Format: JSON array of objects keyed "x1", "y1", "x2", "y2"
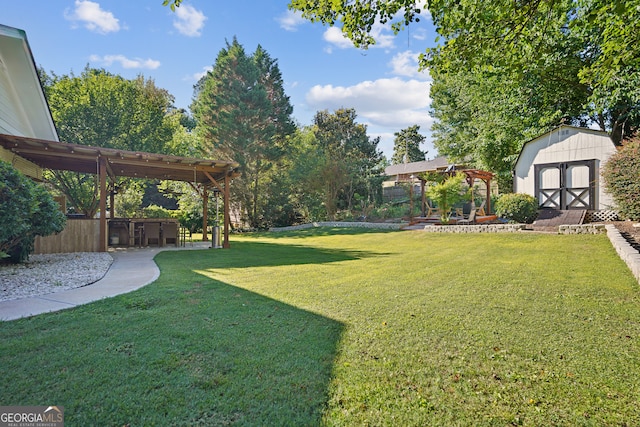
[
  {"x1": 605, "y1": 224, "x2": 640, "y2": 283},
  {"x1": 558, "y1": 224, "x2": 607, "y2": 234},
  {"x1": 422, "y1": 224, "x2": 525, "y2": 233}
]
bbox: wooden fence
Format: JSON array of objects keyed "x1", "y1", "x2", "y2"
[{"x1": 33, "y1": 219, "x2": 100, "y2": 254}]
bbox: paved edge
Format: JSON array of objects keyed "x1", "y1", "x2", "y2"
[
  {"x1": 605, "y1": 224, "x2": 640, "y2": 284},
  {"x1": 0, "y1": 242, "x2": 211, "y2": 321}
]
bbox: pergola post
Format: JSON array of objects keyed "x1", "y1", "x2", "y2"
[
  {"x1": 223, "y1": 172, "x2": 231, "y2": 249},
  {"x1": 202, "y1": 187, "x2": 209, "y2": 241},
  {"x1": 420, "y1": 179, "x2": 426, "y2": 217},
  {"x1": 485, "y1": 178, "x2": 492, "y2": 214},
  {"x1": 98, "y1": 157, "x2": 108, "y2": 252},
  {"x1": 109, "y1": 183, "x2": 115, "y2": 219}
]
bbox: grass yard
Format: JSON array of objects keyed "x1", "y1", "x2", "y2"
[{"x1": 1, "y1": 228, "x2": 640, "y2": 425}]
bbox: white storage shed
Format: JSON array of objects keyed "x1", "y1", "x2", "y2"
[{"x1": 513, "y1": 126, "x2": 618, "y2": 211}]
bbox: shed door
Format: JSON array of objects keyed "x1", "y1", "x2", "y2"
[{"x1": 534, "y1": 160, "x2": 595, "y2": 210}]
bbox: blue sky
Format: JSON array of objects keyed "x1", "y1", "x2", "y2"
[{"x1": 3, "y1": 0, "x2": 437, "y2": 159}]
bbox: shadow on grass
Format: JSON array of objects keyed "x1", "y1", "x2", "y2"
[
  {"x1": 207, "y1": 239, "x2": 387, "y2": 269},
  {"x1": 0, "y1": 247, "x2": 346, "y2": 426},
  {"x1": 254, "y1": 225, "x2": 400, "y2": 239}
]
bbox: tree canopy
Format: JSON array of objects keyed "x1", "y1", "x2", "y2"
[
  {"x1": 312, "y1": 108, "x2": 384, "y2": 219},
  {"x1": 289, "y1": 0, "x2": 640, "y2": 186},
  {"x1": 41, "y1": 67, "x2": 180, "y2": 217},
  {"x1": 289, "y1": 0, "x2": 424, "y2": 48}
]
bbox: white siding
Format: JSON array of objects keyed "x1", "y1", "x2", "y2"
[
  {"x1": 0, "y1": 25, "x2": 58, "y2": 141},
  {"x1": 0, "y1": 57, "x2": 25, "y2": 135}
]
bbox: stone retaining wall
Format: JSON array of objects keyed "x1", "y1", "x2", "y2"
[
  {"x1": 605, "y1": 224, "x2": 640, "y2": 283},
  {"x1": 558, "y1": 224, "x2": 607, "y2": 234},
  {"x1": 422, "y1": 224, "x2": 526, "y2": 233}
]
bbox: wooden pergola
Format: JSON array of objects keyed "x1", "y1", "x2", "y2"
[
  {"x1": 0, "y1": 133, "x2": 240, "y2": 251},
  {"x1": 458, "y1": 168, "x2": 495, "y2": 215},
  {"x1": 393, "y1": 165, "x2": 495, "y2": 217}
]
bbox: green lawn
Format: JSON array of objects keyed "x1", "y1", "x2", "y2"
[{"x1": 1, "y1": 228, "x2": 640, "y2": 426}]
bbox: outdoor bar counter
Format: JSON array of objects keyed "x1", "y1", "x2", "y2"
[{"x1": 108, "y1": 218, "x2": 180, "y2": 247}]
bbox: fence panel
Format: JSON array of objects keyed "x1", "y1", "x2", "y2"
[{"x1": 34, "y1": 219, "x2": 100, "y2": 254}]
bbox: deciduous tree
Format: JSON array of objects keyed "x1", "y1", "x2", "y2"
[
  {"x1": 312, "y1": 108, "x2": 384, "y2": 219},
  {"x1": 41, "y1": 67, "x2": 178, "y2": 217},
  {"x1": 289, "y1": 0, "x2": 640, "y2": 186}
]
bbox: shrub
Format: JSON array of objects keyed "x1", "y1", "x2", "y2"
[
  {"x1": 141, "y1": 205, "x2": 175, "y2": 218},
  {"x1": 0, "y1": 161, "x2": 66, "y2": 262},
  {"x1": 602, "y1": 139, "x2": 640, "y2": 220},
  {"x1": 426, "y1": 172, "x2": 471, "y2": 224},
  {"x1": 368, "y1": 203, "x2": 405, "y2": 220},
  {"x1": 495, "y1": 193, "x2": 538, "y2": 223},
  {"x1": 177, "y1": 206, "x2": 203, "y2": 234}
]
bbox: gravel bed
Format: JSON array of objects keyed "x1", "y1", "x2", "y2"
[{"x1": 0, "y1": 252, "x2": 114, "y2": 302}]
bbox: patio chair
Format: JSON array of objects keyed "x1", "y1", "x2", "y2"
[
  {"x1": 476, "y1": 200, "x2": 486, "y2": 216},
  {"x1": 458, "y1": 209, "x2": 476, "y2": 225},
  {"x1": 162, "y1": 222, "x2": 178, "y2": 246},
  {"x1": 426, "y1": 200, "x2": 440, "y2": 217},
  {"x1": 143, "y1": 222, "x2": 160, "y2": 246}
]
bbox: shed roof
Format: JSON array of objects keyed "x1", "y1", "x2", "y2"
[
  {"x1": 0, "y1": 133, "x2": 240, "y2": 184},
  {"x1": 513, "y1": 125, "x2": 612, "y2": 170}
]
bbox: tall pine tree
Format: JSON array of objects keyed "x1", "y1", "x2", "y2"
[
  {"x1": 191, "y1": 38, "x2": 295, "y2": 228},
  {"x1": 391, "y1": 125, "x2": 426, "y2": 164}
]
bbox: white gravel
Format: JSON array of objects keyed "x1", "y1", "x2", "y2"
[{"x1": 0, "y1": 252, "x2": 114, "y2": 302}]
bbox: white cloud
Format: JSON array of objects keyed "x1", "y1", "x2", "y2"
[
  {"x1": 323, "y1": 23, "x2": 396, "y2": 51},
  {"x1": 277, "y1": 10, "x2": 306, "y2": 31},
  {"x1": 173, "y1": 4, "x2": 207, "y2": 37},
  {"x1": 390, "y1": 51, "x2": 430, "y2": 80},
  {"x1": 89, "y1": 54, "x2": 161, "y2": 70},
  {"x1": 411, "y1": 27, "x2": 428, "y2": 41},
  {"x1": 303, "y1": 78, "x2": 435, "y2": 158},
  {"x1": 185, "y1": 65, "x2": 213, "y2": 82},
  {"x1": 323, "y1": 27, "x2": 354, "y2": 49},
  {"x1": 323, "y1": 19, "x2": 402, "y2": 51},
  {"x1": 306, "y1": 78, "x2": 431, "y2": 128},
  {"x1": 368, "y1": 22, "x2": 396, "y2": 49},
  {"x1": 65, "y1": 0, "x2": 120, "y2": 34}
]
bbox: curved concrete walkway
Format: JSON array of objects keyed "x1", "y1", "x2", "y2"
[{"x1": 0, "y1": 242, "x2": 211, "y2": 321}]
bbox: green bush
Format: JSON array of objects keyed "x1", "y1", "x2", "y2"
[
  {"x1": 495, "y1": 193, "x2": 539, "y2": 223},
  {"x1": 602, "y1": 139, "x2": 640, "y2": 220},
  {"x1": 0, "y1": 161, "x2": 66, "y2": 262},
  {"x1": 141, "y1": 204, "x2": 175, "y2": 219},
  {"x1": 368, "y1": 203, "x2": 405, "y2": 220},
  {"x1": 426, "y1": 172, "x2": 471, "y2": 224}
]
